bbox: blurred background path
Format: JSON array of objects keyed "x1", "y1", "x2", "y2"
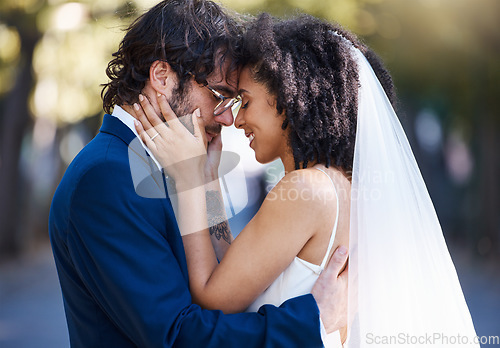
[
  {"x1": 0, "y1": 245, "x2": 69, "y2": 348},
  {"x1": 0, "y1": 241, "x2": 498, "y2": 347}
]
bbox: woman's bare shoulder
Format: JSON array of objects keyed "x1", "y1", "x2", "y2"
[{"x1": 263, "y1": 167, "x2": 338, "y2": 211}]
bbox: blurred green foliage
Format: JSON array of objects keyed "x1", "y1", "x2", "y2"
[{"x1": 0, "y1": 0, "x2": 498, "y2": 258}]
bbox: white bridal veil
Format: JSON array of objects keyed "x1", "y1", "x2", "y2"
[{"x1": 342, "y1": 37, "x2": 479, "y2": 347}]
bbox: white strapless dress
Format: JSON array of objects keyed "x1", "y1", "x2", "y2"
[{"x1": 246, "y1": 168, "x2": 343, "y2": 348}]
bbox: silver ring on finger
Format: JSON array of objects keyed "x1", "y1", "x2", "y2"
[{"x1": 150, "y1": 133, "x2": 160, "y2": 141}]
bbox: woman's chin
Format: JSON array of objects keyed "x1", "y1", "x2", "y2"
[
  {"x1": 254, "y1": 152, "x2": 266, "y2": 164},
  {"x1": 254, "y1": 152, "x2": 275, "y2": 165},
  {"x1": 252, "y1": 143, "x2": 278, "y2": 164}
]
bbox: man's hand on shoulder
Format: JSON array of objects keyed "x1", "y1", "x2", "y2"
[{"x1": 311, "y1": 245, "x2": 348, "y2": 334}]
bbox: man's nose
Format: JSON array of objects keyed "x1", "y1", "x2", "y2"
[{"x1": 214, "y1": 107, "x2": 234, "y2": 127}]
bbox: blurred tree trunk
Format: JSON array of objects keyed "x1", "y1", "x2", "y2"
[
  {"x1": 477, "y1": 96, "x2": 500, "y2": 256},
  {"x1": 0, "y1": 12, "x2": 40, "y2": 258},
  {"x1": 480, "y1": 121, "x2": 499, "y2": 253}
]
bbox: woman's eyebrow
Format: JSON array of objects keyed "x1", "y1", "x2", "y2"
[{"x1": 238, "y1": 88, "x2": 249, "y2": 96}]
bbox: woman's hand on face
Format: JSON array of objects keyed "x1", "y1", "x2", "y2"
[{"x1": 133, "y1": 93, "x2": 207, "y2": 191}]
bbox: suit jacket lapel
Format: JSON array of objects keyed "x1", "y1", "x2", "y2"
[
  {"x1": 99, "y1": 114, "x2": 136, "y2": 145},
  {"x1": 100, "y1": 114, "x2": 166, "y2": 194},
  {"x1": 100, "y1": 114, "x2": 188, "y2": 278}
]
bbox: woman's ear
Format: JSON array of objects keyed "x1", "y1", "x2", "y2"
[{"x1": 149, "y1": 60, "x2": 176, "y2": 95}]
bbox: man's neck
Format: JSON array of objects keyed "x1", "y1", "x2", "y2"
[{"x1": 121, "y1": 104, "x2": 135, "y2": 117}]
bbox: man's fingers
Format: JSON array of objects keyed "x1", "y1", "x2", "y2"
[
  {"x1": 338, "y1": 260, "x2": 348, "y2": 281},
  {"x1": 325, "y1": 245, "x2": 348, "y2": 278}
]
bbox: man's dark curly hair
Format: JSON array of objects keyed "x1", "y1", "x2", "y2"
[
  {"x1": 238, "y1": 14, "x2": 396, "y2": 172},
  {"x1": 101, "y1": 0, "x2": 243, "y2": 114}
]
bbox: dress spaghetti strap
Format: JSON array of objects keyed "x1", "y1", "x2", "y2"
[{"x1": 314, "y1": 167, "x2": 340, "y2": 269}]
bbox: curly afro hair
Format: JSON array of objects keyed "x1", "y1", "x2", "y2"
[{"x1": 238, "y1": 14, "x2": 396, "y2": 172}]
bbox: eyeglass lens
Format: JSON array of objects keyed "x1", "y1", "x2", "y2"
[{"x1": 214, "y1": 97, "x2": 242, "y2": 117}]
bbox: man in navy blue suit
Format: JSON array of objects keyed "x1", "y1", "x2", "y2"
[{"x1": 49, "y1": 1, "x2": 349, "y2": 346}]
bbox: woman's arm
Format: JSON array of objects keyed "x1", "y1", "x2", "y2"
[
  {"x1": 185, "y1": 172, "x2": 329, "y2": 313},
  {"x1": 133, "y1": 95, "x2": 332, "y2": 313},
  {"x1": 203, "y1": 135, "x2": 233, "y2": 260},
  {"x1": 204, "y1": 178, "x2": 233, "y2": 260}
]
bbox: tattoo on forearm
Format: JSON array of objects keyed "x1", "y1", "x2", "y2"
[
  {"x1": 206, "y1": 190, "x2": 232, "y2": 245},
  {"x1": 210, "y1": 221, "x2": 231, "y2": 244}
]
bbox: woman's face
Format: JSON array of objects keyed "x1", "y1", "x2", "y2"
[{"x1": 234, "y1": 67, "x2": 288, "y2": 164}]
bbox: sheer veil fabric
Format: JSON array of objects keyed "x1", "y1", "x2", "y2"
[{"x1": 341, "y1": 37, "x2": 479, "y2": 347}]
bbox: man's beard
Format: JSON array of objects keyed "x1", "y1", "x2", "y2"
[
  {"x1": 167, "y1": 87, "x2": 195, "y2": 133},
  {"x1": 167, "y1": 86, "x2": 222, "y2": 137}
]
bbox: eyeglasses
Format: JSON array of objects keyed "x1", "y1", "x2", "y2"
[
  {"x1": 203, "y1": 84, "x2": 242, "y2": 116},
  {"x1": 188, "y1": 72, "x2": 241, "y2": 116}
]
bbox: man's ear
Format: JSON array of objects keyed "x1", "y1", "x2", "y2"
[{"x1": 149, "y1": 60, "x2": 177, "y2": 95}]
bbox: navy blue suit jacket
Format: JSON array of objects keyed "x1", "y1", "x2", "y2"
[{"x1": 49, "y1": 114, "x2": 323, "y2": 347}]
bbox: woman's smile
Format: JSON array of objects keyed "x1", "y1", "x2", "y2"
[{"x1": 245, "y1": 131, "x2": 255, "y2": 147}]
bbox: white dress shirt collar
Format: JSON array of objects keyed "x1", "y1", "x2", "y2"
[{"x1": 111, "y1": 105, "x2": 162, "y2": 171}]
